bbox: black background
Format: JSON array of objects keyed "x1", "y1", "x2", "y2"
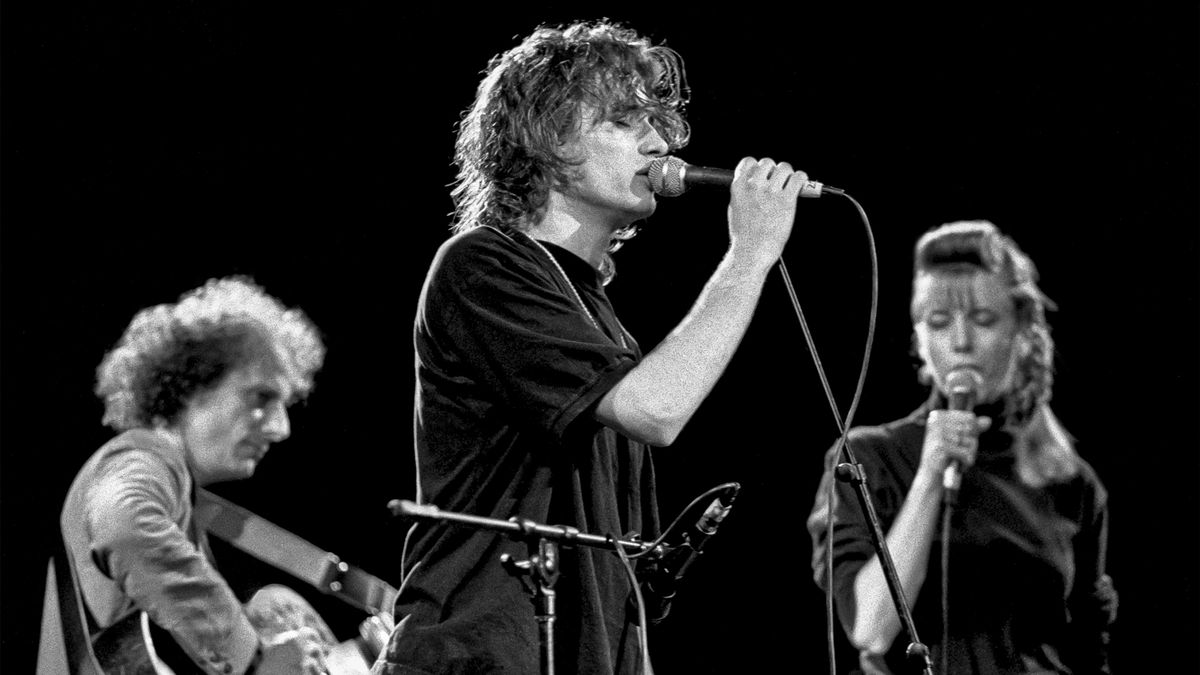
[{"x1": 4, "y1": 3, "x2": 1198, "y2": 673}]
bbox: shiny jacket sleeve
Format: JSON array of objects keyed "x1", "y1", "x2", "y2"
[{"x1": 84, "y1": 448, "x2": 259, "y2": 674}]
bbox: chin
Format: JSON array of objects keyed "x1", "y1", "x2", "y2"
[
  {"x1": 625, "y1": 198, "x2": 656, "y2": 221},
  {"x1": 234, "y1": 460, "x2": 259, "y2": 478}
]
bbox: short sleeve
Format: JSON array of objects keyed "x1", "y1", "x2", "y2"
[
  {"x1": 806, "y1": 425, "x2": 917, "y2": 633},
  {"x1": 417, "y1": 231, "x2": 637, "y2": 440}
]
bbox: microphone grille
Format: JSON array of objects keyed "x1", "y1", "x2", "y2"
[
  {"x1": 946, "y1": 369, "x2": 982, "y2": 395},
  {"x1": 945, "y1": 369, "x2": 983, "y2": 410},
  {"x1": 647, "y1": 156, "x2": 688, "y2": 197}
]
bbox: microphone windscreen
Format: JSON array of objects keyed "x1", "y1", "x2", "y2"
[
  {"x1": 945, "y1": 369, "x2": 983, "y2": 411},
  {"x1": 647, "y1": 156, "x2": 688, "y2": 197}
]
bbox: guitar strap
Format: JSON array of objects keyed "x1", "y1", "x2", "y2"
[{"x1": 195, "y1": 488, "x2": 397, "y2": 618}]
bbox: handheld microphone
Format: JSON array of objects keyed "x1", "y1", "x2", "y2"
[
  {"x1": 942, "y1": 370, "x2": 982, "y2": 506},
  {"x1": 646, "y1": 156, "x2": 839, "y2": 198},
  {"x1": 638, "y1": 482, "x2": 740, "y2": 624}
]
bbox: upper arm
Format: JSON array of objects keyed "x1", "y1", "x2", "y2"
[{"x1": 84, "y1": 452, "x2": 259, "y2": 671}]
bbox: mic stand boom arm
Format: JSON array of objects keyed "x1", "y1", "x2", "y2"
[
  {"x1": 387, "y1": 500, "x2": 662, "y2": 675},
  {"x1": 834, "y1": 455, "x2": 934, "y2": 675}
]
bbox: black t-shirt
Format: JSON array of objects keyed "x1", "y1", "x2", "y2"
[
  {"x1": 383, "y1": 226, "x2": 659, "y2": 674},
  {"x1": 806, "y1": 400, "x2": 1113, "y2": 674}
]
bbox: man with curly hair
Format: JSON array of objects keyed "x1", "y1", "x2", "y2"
[
  {"x1": 378, "y1": 20, "x2": 813, "y2": 674},
  {"x1": 58, "y1": 276, "x2": 333, "y2": 674}
]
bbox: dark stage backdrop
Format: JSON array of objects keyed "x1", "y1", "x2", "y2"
[{"x1": 4, "y1": 4, "x2": 1197, "y2": 673}]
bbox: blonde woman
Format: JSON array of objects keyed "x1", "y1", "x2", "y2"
[{"x1": 808, "y1": 221, "x2": 1117, "y2": 674}]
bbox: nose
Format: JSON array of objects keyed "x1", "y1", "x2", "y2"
[
  {"x1": 951, "y1": 314, "x2": 973, "y2": 352},
  {"x1": 640, "y1": 120, "x2": 669, "y2": 157},
  {"x1": 260, "y1": 402, "x2": 291, "y2": 442}
]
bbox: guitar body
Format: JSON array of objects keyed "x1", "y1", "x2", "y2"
[
  {"x1": 326, "y1": 639, "x2": 376, "y2": 675},
  {"x1": 77, "y1": 490, "x2": 395, "y2": 675},
  {"x1": 92, "y1": 611, "x2": 191, "y2": 675},
  {"x1": 92, "y1": 611, "x2": 379, "y2": 675}
]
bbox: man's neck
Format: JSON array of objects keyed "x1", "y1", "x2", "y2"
[{"x1": 526, "y1": 192, "x2": 631, "y2": 269}]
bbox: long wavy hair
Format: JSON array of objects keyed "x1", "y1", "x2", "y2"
[
  {"x1": 910, "y1": 220, "x2": 1078, "y2": 486},
  {"x1": 95, "y1": 276, "x2": 325, "y2": 431},
  {"x1": 450, "y1": 20, "x2": 690, "y2": 282}
]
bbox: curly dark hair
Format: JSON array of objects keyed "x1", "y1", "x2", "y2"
[
  {"x1": 450, "y1": 20, "x2": 690, "y2": 281},
  {"x1": 95, "y1": 276, "x2": 325, "y2": 430},
  {"x1": 910, "y1": 220, "x2": 1057, "y2": 428}
]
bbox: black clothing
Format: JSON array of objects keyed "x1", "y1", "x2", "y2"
[
  {"x1": 380, "y1": 227, "x2": 658, "y2": 674},
  {"x1": 807, "y1": 399, "x2": 1115, "y2": 674}
]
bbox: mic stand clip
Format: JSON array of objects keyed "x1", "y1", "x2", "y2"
[{"x1": 500, "y1": 519, "x2": 564, "y2": 675}]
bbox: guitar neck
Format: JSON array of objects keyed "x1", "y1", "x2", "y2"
[{"x1": 195, "y1": 488, "x2": 397, "y2": 616}]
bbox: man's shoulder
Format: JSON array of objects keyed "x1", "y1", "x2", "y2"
[
  {"x1": 73, "y1": 430, "x2": 190, "y2": 504},
  {"x1": 438, "y1": 226, "x2": 516, "y2": 261},
  {"x1": 93, "y1": 429, "x2": 184, "y2": 470},
  {"x1": 428, "y1": 226, "x2": 542, "y2": 289},
  {"x1": 62, "y1": 429, "x2": 191, "y2": 544}
]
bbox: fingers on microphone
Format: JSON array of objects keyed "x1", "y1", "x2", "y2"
[
  {"x1": 769, "y1": 161, "x2": 795, "y2": 188},
  {"x1": 734, "y1": 156, "x2": 762, "y2": 178},
  {"x1": 739, "y1": 157, "x2": 790, "y2": 180},
  {"x1": 755, "y1": 158, "x2": 809, "y2": 193}
]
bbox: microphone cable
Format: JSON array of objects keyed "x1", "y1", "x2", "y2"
[
  {"x1": 614, "y1": 482, "x2": 740, "y2": 675},
  {"x1": 623, "y1": 483, "x2": 742, "y2": 561},
  {"x1": 940, "y1": 502, "x2": 953, "y2": 675},
  {"x1": 612, "y1": 532, "x2": 654, "y2": 675},
  {"x1": 776, "y1": 190, "x2": 878, "y2": 675}
]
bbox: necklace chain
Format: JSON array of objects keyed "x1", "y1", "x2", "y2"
[{"x1": 520, "y1": 231, "x2": 626, "y2": 348}]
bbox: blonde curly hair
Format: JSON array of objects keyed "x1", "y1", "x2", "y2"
[{"x1": 94, "y1": 276, "x2": 325, "y2": 430}]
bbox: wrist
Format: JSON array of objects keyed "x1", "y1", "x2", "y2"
[
  {"x1": 910, "y1": 468, "x2": 943, "y2": 495},
  {"x1": 721, "y1": 244, "x2": 777, "y2": 282}
]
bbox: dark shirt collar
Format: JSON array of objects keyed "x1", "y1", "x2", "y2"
[{"x1": 538, "y1": 240, "x2": 606, "y2": 291}]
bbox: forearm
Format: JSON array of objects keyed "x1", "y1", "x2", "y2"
[
  {"x1": 850, "y1": 471, "x2": 942, "y2": 654},
  {"x1": 595, "y1": 246, "x2": 775, "y2": 446},
  {"x1": 114, "y1": 543, "x2": 260, "y2": 674}
]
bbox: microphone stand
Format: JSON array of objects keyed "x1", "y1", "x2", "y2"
[
  {"x1": 389, "y1": 500, "x2": 662, "y2": 675},
  {"x1": 834, "y1": 450, "x2": 934, "y2": 675}
]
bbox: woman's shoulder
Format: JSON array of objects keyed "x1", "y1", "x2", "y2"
[
  {"x1": 847, "y1": 407, "x2": 928, "y2": 447},
  {"x1": 829, "y1": 408, "x2": 928, "y2": 473}
]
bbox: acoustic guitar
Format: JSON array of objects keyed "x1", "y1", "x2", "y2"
[
  {"x1": 85, "y1": 488, "x2": 397, "y2": 674},
  {"x1": 91, "y1": 608, "x2": 388, "y2": 674}
]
